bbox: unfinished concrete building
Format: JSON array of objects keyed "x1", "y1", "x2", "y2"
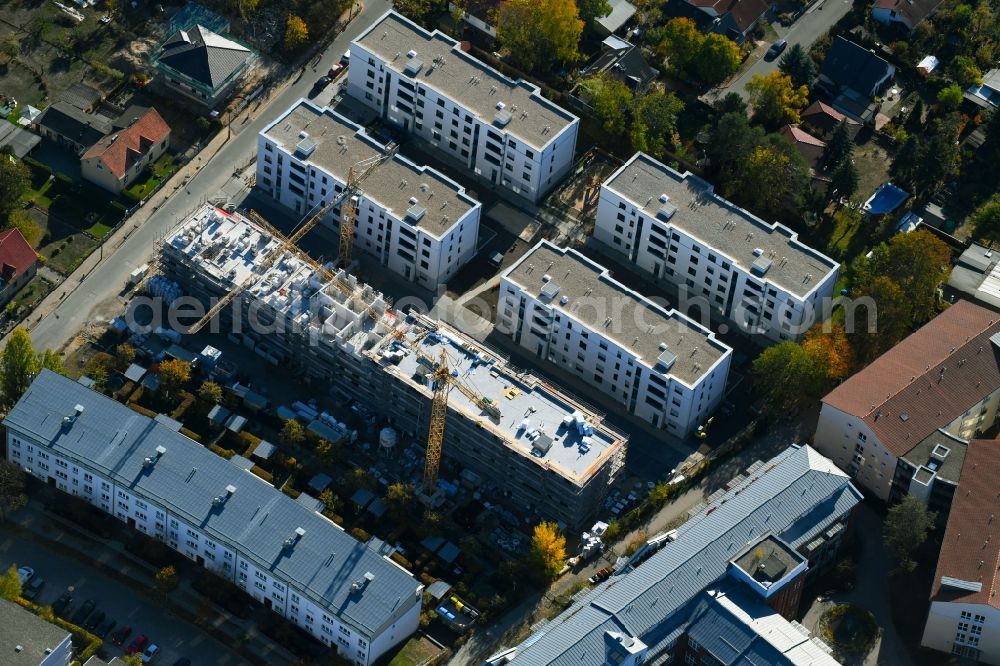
[
  {"x1": 369, "y1": 314, "x2": 628, "y2": 528},
  {"x1": 159, "y1": 206, "x2": 627, "y2": 527}
]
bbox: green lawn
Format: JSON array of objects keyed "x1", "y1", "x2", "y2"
[
  {"x1": 123, "y1": 154, "x2": 179, "y2": 203},
  {"x1": 387, "y1": 636, "x2": 444, "y2": 666}
]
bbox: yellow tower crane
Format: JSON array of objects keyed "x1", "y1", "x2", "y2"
[{"x1": 338, "y1": 143, "x2": 397, "y2": 268}]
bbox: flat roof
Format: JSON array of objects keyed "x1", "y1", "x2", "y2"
[
  {"x1": 262, "y1": 100, "x2": 478, "y2": 237},
  {"x1": 900, "y1": 429, "x2": 967, "y2": 485},
  {"x1": 503, "y1": 241, "x2": 730, "y2": 386},
  {"x1": 0, "y1": 599, "x2": 69, "y2": 666},
  {"x1": 4, "y1": 371, "x2": 421, "y2": 636},
  {"x1": 371, "y1": 315, "x2": 626, "y2": 485},
  {"x1": 604, "y1": 153, "x2": 839, "y2": 297},
  {"x1": 354, "y1": 11, "x2": 577, "y2": 149},
  {"x1": 732, "y1": 535, "x2": 805, "y2": 586}
]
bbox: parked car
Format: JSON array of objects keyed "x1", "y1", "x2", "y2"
[
  {"x1": 589, "y1": 567, "x2": 612, "y2": 584},
  {"x1": 308, "y1": 76, "x2": 332, "y2": 98},
  {"x1": 84, "y1": 610, "x2": 105, "y2": 632},
  {"x1": 329, "y1": 62, "x2": 346, "y2": 79},
  {"x1": 16, "y1": 566, "x2": 34, "y2": 584},
  {"x1": 765, "y1": 39, "x2": 788, "y2": 61},
  {"x1": 127, "y1": 635, "x2": 149, "y2": 655},
  {"x1": 142, "y1": 644, "x2": 160, "y2": 663},
  {"x1": 52, "y1": 592, "x2": 72, "y2": 617},
  {"x1": 22, "y1": 576, "x2": 44, "y2": 600},
  {"x1": 95, "y1": 617, "x2": 116, "y2": 638},
  {"x1": 70, "y1": 600, "x2": 96, "y2": 626},
  {"x1": 340, "y1": 50, "x2": 350, "y2": 65},
  {"x1": 110, "y1": 625, "x2": 132, "y2": 646}
]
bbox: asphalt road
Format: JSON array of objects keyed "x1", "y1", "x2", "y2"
[
  {"x1": 0, "y1": 531, "x2": 244, "y2": 665},
  {"x1": 713, "y1": 0, "x2": 854, "y2": 100},
  {"x1": 28, "y1": 0, "x2": 392, "y2": 353}
]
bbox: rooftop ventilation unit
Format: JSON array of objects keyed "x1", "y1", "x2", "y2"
[
  {"x1": 406, "y1": 203, "x2": 427, "y2": 223},
  {"x1": 295, "y1": 136, "x2": 317, "y2": 159},
  {"x1": 532, "y1": 433, "x2": 554, "y2": 457},
  {"x1": 540, "y1": 281, "x2": 561, "y2": 300},
  {"x1": 493, "y1": 109, "x2": 513, "y2": 127},
  {"x1": 931, "y1": 444, "x2": 951, "y2": 459},
  {"x1": 283, "y1": 526, "x2": 307, "y2": 551},
  {"x1": 657, "y1": 347, "x2": 677, "y2": 371},
  {"x1": 751, "y1": 256, "x2": 772, "y2": 276},
  {"x1": 142, "y1": 445, "x2": 167, "y2": 470},
  {"x1": 407, "y1": 49, "x2": 418, "y2": 58},
  {"x1": 657, "y1": 200, "x2": 677, "y2": 221},
  {"x1": 404, "y1": 58, "x2": 424, "y2": 76},
  {"x1": 351, "y1": 571, "x2": 376, "y2": 592},
  {"x1": 212, "y1": 484, "x2": 237, "y2": 507}
]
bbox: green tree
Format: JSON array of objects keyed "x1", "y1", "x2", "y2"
[
  {"x1": 319, "y1": 488, "x2": 341, "y2": 514},
  {"x1": 579, "y1": 74, "x2": 633, "y2": 134},
  {"x1": 0, "y1": 565, "x2": 21, "y2": 601},
  {"x1": 630, "y1": 89, "x2": 684, "y2": 157},
  {"x1": 852, "y1": 275, "x2": 910, "y2": 363},
  {"x1": 394, "y1": 0, "x2": 435, "y2": 23},
  {"x1": 315, "y1": 437, "x2": 337, "y2": 463},
  {"x1": 528, "y1": 521, "x2": 566, "y2": 581},
  {"x1": 0, "y1": 157, "x2": 29, "y2": 225},
  {"x1": 119, "y1": 655, "x2": 143, "y2": 666},
  {"x1": 280, "y1": 419, "x2": 306, "y2": 446},
  {"x1": 37, "y1": 349, "x2": 64, "y2": 375},
  {"x1": 229, "y1": 0, "x2": 259, "y2": 21},
  {"x1": 1, "y1": 328, "x2": 39, "y2": 407},
  {"x1": 0, "y1": 35, "x2": 18, "y2": 61},
  {"x1": 829, "y1": 159, "x2": 859, "y2": 202},
  {"x1": 747, "y1": 71, "x2": 809, "y2": 127},
  {"x1": 284, "y1": 14, "x2": 309, "y2": 50},
  {"x1": 577, "y1": 0, "x2": 611, "y2": 24},
  {"x1": 823, "y1": 120, "x2": 854, "y2": 171},
  {"x1": 656, "y1": 18, "x2": 702, "y2": 75},
  {"x1": 752, "y1": 342, "x2": 826, "y2": 415},
  {"x1": 693, "y1": 33, "x2": 742, "y2": 85},
  {"x1": 157, "y1": 358, "x2": 190, "y2": 398},
  {"x1": 937, "y1": 84, "x2": 964, "y2": 109},
  {"x1": 0, "y1": 460, "x2": 27, "y2": 521},
  {"x1": 115, "y1": 342, "x2": 136, "y2": 371},
  {"x1": 154, "y1": 565, "x2": 179, "y2": 595},
  {"x1": 496, "y1": 0, "x2": 583, "y2": 72},
  {"x1": 778, "y1": 43, "x2": 817, "y2": 87},
  {"x1": 971, "y1": 195, "x2": 1000, "y2": 245},
  {"x1": 714, "y1": 91, "x2": 748, "y2": 117},
  {"x1": 198, "y1": 380, "x2": 222, "y2": 404},
  {"x1": 708, "y1": 112, "x2": 764, "y2": 185},
  {"x1": 951, "y1": 55, "x2": 983, "y2": 87},
  {"x1": 884, "y1": 496, "x2": 936, "y2": 573},
  {"x1": 5, "y1": 211, "x2": 41, "y2": 246},
  {"x1": 730, "y1": 136, "x2": 809, "y2": 216},
  {"x1": 385, "y1": 482, "x2": 413, "y2": 519},
  {"x1": 890, "y1": 135, "x2": 922, "y2": 188}
]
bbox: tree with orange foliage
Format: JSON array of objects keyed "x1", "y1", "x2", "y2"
[
  {"x1": 528, "y1": 521, "x2": 566, "y2": 582},
  {"x1": 802, "y1": 323, "x2": 853, "y2": 382}
]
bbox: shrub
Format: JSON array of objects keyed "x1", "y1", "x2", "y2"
[
  {"x1": 170, "y1": 390, "x2": 196, "y2": 419},
  {"x1": 128, "y1": 403, "x2": 157, "y2": 418},
  {"x1": 179, "y1": 427, "x2": 202, "y2": 442},
  {"x1": 351, "y1": 527, "x2": 370, "y2": 542},
  {"x1": 390, "y1": 552, "x2": 413, "y2": 570},
  {"x1": 209, "y1": 443, "x2": 236, "y2": 459},
  {"x1": 251, "y1": 465, "x2": 273, "y2": 484}
]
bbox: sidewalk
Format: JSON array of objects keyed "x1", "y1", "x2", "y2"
[{"x1": 9, "y1": 498, "x2": 298, "y2": 666}]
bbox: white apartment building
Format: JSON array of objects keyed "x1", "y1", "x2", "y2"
[
  {"x1": 594, "y1": 153, "x2": 840, "y2": 343},
  {"x1": 921, "y1": 439, "x2": 1000, "y2": 664},
  {"x1": 815, "y1": 300, "x2": 1000, "y2": 503},
  {"x1": 258, "y1": 99, "x2": 481, "y2": 289},
  {"x1": 0, "y1": 599, "x2": 72, "y2": 666},
  {"x1": 498, "y1": 241, "x2": 732, "y2": 437},
  {"x1": 5, "y1": 371, "x2": 422, "y2": 666},
  {"x1": 348, "y1": 10, "x2": 579, "y2": 203}
]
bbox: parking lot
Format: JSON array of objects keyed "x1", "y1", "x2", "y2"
[{"x1": 0, "y1": 528, "x2": 247, "y2": 665}]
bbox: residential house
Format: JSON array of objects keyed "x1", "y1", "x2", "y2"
[
  {"x1": 81, "y1": 107, "x2": 171, "y2": 194},
  {"x1": 5, "y1": 370, "x2": 424, "y2": 665},
  {"x1": 921, "y1": 439, "x2": 1000, "y2": 664},
  {"x1": 577, "y1": 36, "x2": 658, "y2": 92},
  {"x1": 966, "y1": 68, "x2": 1000, "y2": 110},
  {"x1": 257, "y1": 99, "x2": 481, "y2": 288},
  {"x1": 817, "y1": 36, "x2": 896, "y2": 121},
  {"x1": 0, "y1": 599, "x2": 72, "y2": 666},
  {"x1": 34, "y1": 101, "x2": 112, "y2": 154},
  {"x1": 488, "y1": 444, "x2": 861, "y2": 665},
  {"x1": 872, "y1": 0, "x2": 944, "y2": 33},
  {"x1": 497, "y1": 240, "x2": 733, "y2": 437},
  {"x1": 814, "y1": 300, "x2": 1000, "y2": 507},
  {"x1": 593, "y1": 152, "x2": 840, "y2": 343},
  {"x1": 799, "y1": 101, "x2": 861, "y2": 139},
  {"x1": 348, "y1": 11, "x2": 579, "y2": 203},
  {"x1": 155, "y1": 25, "x2": 253, "y2": 109},
  {"x1": 0, "y1": 228, "x2": 38, "y2": 309},
  {"x1": 779, "y1": 124, "x2": 827, "y2": 174},
  {"x1": 595, "y1": 0, "x2": 637, "y2": 36},
  {"x1": 685, "y1": 0, "x2": 772, "y2": 43},
  {"x1": 0, "y1": 123, "x2": 40, "y2": 159}
]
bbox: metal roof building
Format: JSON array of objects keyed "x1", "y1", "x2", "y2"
[
  {"x1": 490, "y1": 444, "x2": 861, "y2": 665},
  {"x1": 4, "y1": 370, "x2": 422, "y2": 664}
]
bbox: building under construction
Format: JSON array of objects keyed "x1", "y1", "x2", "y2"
[
  {"x1": 159, "y1": 206, "x2": 627, "y2": 527},
  {"x1": 370, "y1": 314, "x2": 627, "y2": 528}
]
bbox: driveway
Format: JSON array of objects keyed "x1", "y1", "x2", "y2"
[
  {"x1": 0, "y1": 529, "x2": 247, "y2": 665},
  {"x1": 710, "y1": 0, "x2": 854, "y2": 101}
]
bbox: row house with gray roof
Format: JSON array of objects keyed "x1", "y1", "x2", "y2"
[
  {"x1": 488, "y1": 444, "x2": 861, "y2": 665},
  {"x1": 594, "y1": 153, "x2": 840, "y2": 343},
  {"x1": 4, "y1": 371, "x2": 422, "y2": 666},
  {"x1": 347, "y1": 11, "x2": 579, "y2": 203}
]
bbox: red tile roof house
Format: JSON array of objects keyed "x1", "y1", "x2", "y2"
[
  {"x1": 814, "y1": 300, "x2": 1000, "y2": 504},
  {"x1": 779, "y1": 124, "x2": 826, "y2": 170},
  {"x1": 80, "y1": 108, "x2": 171, "y2": 194},
  {"x1": 685, "y1": 0, "x2": 772, "y2": 44},
  {"x1": 0, "y1": 228, "x2": 38, "y2": 309},
  {"x1": 800, "y1": 101, "x2": 861, "y2": 140},
  {"x1": 872, "y1": 0, "x2": 944, "y2": 33},
  {"x1": 921, "y1": 438, "x2": 1000, "y2": 662}
]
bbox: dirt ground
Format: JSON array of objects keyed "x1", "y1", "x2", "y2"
[{"x1": 557, "y1": 152, "x2": 620, "y2": 212}]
